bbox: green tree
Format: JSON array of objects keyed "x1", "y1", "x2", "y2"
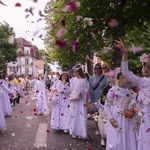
[
  {"x1": 0, "y1": 23, "x2": 17, "y2": 72},
  {"x1": 44, "y1": 0, "x2": 150, "y2": 73},
  {"x1": 0, "y1": 23, "x2": 17, "y2": 64}
]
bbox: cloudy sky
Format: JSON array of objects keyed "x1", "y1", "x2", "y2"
[{"x1": 0, "y1": 0, "x2": 50, "y2": 49}]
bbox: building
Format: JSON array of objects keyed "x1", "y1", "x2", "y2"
[{"x1": 7, "y1": 37, "x2": 44, "y2": 77}]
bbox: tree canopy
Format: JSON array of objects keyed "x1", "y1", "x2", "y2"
[
  {"x1": 44, "y1": 0, "x2": 150, "y2": 73},
  {"x1": 0, "y1": 23, "x2": 17, "y2": 72}
]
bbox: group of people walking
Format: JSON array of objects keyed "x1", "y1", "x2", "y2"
[
  {"x1": 49, "y1": 39, "x2": 150, "y2": 150},
  {"x1": 0, "y1": 39, "x2": 150, "y2": 150}
]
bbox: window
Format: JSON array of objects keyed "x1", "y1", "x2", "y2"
[
  {"x1": 25, "y1": 68, "x2": 29, "y2": 74},
  {"x1": 25, "y1": 59, "x2": 29, "y2": 65}
]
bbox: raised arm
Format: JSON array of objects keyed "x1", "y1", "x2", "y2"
[{"x1": 115, "y1": 38, "x2": 141, "y2": 87}]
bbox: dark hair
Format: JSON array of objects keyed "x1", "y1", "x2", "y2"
[
  {"x1": 37, "y1": 74, "x2": 43, "y2": 80},
  {"x1": 59, "y1": 73, "x2": 69, "y2": 83},
  {"x1": 94, "y1": 63, "x2": 102, "y2": 69},
  {"x1": 117, "y1": 72, "x2": 123, "y2": 80},
  {"x1": 73, "y1": 64, "x2": 85, "y2": 78},
  {"x1": 84, "y1": 72, "x2": 90, "y2": 81},
  {"x1": 0, "y1": 72, "x2": 6, "y2": 80}
]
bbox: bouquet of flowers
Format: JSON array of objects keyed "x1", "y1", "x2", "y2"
[{"x1": 124, "y1": 107, "x2": 137, "y2": 119}]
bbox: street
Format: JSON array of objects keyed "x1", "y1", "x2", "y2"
[{"x1": 0, "y1": 93, "x2": 106, "y2": 150}]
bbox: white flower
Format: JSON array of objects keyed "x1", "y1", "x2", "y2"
[
  {"x1": 83, "y1": 18, "x2": 93, "y2": 28},
  {"x1": 140, "y1": 53, "x2": 150, "y2": 63}
]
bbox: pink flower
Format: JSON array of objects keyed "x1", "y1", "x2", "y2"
[
  {"x1": 76, "y1": 15, "x2": 83, "y2": 21},
  {"x1": 136, "y1": 87, "x2": 141, "y2": 92},
  {"x1": 56, "y1": 28, "x2": 66, "y2": 37},
  {"x1": 20, "y1": 110, "x2": 24, "y2": 114},
  {"x1": 146, "y1": 128, "x2": 150, "y2": 133},
  {"x1": 55, "y1": 40, "x2": 66, "y2": 49},
  {"x1": 15, "y1": 3, "x2": 21, "y2": 7},
  {"x1": 60, "y1": 19, "x2": 66, "y2": 26},
  {"x1": 108, "y1": 19, "x2": 118, "y2": 27},
  {"x1": 66, "y1": 1, "x2": 80, "y2": 13},
  {"x1": 51, "y1": 23, "x2": 56, "y2": 28},
  {"x1": 128, "y1": 45, "x2": 144, "y2": 53},
  {"x1": 111, "y1": 92, "x2": 115, "y2": 99},
  {"x1": 71, "y1": 39, "x2": 79, "y2": 54},
  {"x1": 140, "y1": 53, "x2": 150, "y2": 63}
]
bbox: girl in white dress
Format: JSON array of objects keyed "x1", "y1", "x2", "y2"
[
  {"x1": 105, "y1": 72, "x2": 137, "y2": 150},
  {"x1": 0, "y1": 72, "x2": 12, "y2": 116},
  {"x1": 67, "y1": 65, "x2": 89, "y2": 139},
  {"x1": 115, "y1": 39, "x2": 150, "y2": 150},
  {"x1": 50, "y1": 72, "x2": 70, "y2": 131},
  {"x1": 34, "y1": 70, "x2": 48, "y2": 115}
]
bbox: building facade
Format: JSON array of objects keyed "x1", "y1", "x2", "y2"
[{"x1": 7, "y1": 37, "x2": 44, "y2": 77}]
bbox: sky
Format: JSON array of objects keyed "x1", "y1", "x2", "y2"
[{"x1": 0, "y1": 0, "x2": 50, "y2": 49}]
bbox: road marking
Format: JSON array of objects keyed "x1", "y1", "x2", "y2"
[{"x1": 34, "y1": 123, "x2": 48, "y2": 148}]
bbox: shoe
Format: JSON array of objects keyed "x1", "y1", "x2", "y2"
[
  {"x1": 101, "y1": 139, "x2": 105, "y2": 146},
  {"x1": 95, "y1": 130, "x2": 100, "y2": 135},
  {"x1": 64, "y1": 129, "x2": 69, "y2": 133},
  {"x1": 72, "y1": 135, "x2": 77, "y2": 139},
  {"x1": 2, "y1": 128, "x2": 6, "y2": 134},
  {"x1": 38, "y1": 113, "x2": 44, "y2": 116}
]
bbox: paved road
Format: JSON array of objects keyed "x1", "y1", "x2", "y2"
[{"x1": 0, "y1": 93, "x2": 106, "y2": 150}]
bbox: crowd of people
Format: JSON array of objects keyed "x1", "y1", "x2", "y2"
[{"x1": 0, "y1": 39, "x2": 150, "y2": 150}]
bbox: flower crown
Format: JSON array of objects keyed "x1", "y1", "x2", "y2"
[{"x1": 140, "y1": 53, "x2": 150, "y2": 63}]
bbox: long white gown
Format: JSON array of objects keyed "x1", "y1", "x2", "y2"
[
  {"x1": 50, "y1": 80, "x2": 70, "y2": 130},
  {"x1": 67, "y1": 77, "x2": 89, "y2": 138},
  {"x1": 0, "y1": 83, "x2": 12, "y2": 129},
  {"x1": 105, "y1": 86, "x2": 137, "y2": 150},
  {"x1": 0, "y1": 79, "x2": 12, "y2": 115},
  {"x1": 122, "y1": 61, "x2": 150, "y2": 150},
  {"x1": 34, "y1": 72, "x2": 48, "y2": 115},
  {"x1": 0, "y1": 89, "x2": 6, "y2": 129}
]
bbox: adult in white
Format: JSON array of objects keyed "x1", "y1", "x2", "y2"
[
  {"x1": 34, "y1": 69, "x2": 48, "y2": 115},
  {"x1": 115, "y1": 39, "x2": 150, "y2": 150},
  {"x1": 0, "y1": 72, "x2": 12, "y2": 116},
  {"x1": 0, "y1": 81, "x2": 13, "y2": 131},
  {"x1": 50, "y1": 72, "x2": 70, "y2": 131},
  {"x1": 68, "y1": 64, "x2": 89, "y2": 139}
]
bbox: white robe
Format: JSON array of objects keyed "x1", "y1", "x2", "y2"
[
  {"x1": 0, "y1": 87, "x2": 6, "y2": 129},
  {"x1": 0, "y1": 79, "x2": 12, "y2": 115},
  {"x1": 122, "y1": 61, "x2": 150, "y2": 150},
  {"x1": 105, "y1": 86, "x2": 137, "y2": 150},
  {"x1": 50, "y1": 80, "x2": 70, "y2": 130},
  {"x1": 34, "y1": 72, "x2": 48, "y2": 115},
  {"x1": 67, "y1": 77, "x2": 89, "y2": 138}
]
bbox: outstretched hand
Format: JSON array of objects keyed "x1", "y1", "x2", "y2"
[{"x1": 114, "y1": 38, "x2": 127, "y2": 53}]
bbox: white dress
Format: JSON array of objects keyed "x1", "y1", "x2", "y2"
[
  {"x1": 122, "y1": 61, "x2": 150, "y2": 150},
  {"x1": 0, "y1": 87, "x2": 6, "y2": 129},
  {"x1": 34, "y1": 72, "x2": 48, "y2": 115},
  {"x1": 50, "y1": 80, "x2": 70, "y2": 130},
  {"x1": 67, "y1": 77, "x2": 89, "y2": 138},
  {"x1": 105, "y1": 86, "x2": 137, "y2": 150},
  {"x1": 0, "y1": 79, "x2": 12, "y2": 115}
]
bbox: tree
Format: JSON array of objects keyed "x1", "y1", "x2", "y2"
[
  {"x1": 44, "y1": 0, "x2": 150, "y2": 73},
  {"x1": 0, "y1": 23, "x2": 17, "y2": 62}
]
